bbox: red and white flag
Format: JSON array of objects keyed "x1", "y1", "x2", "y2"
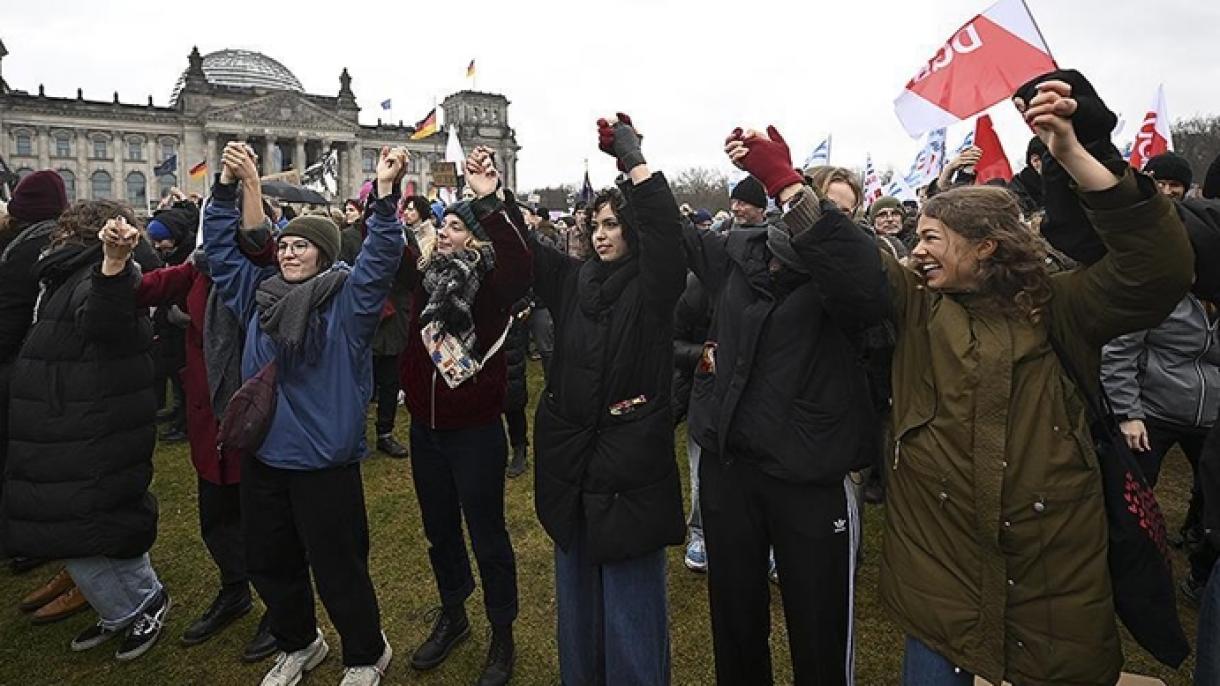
[
  {"x1": 972, "y1": 114, "x2": 1013, "y2": 184},
  {"x1": 863, "y1": 155, "x2": 884, "y2": 206},
  {"x1": 894, "y1": 0, "x2": 1057, "y2": 137},
  {"x1": 1129, "y1": 85, "x2": 1173, "y2": 171}
]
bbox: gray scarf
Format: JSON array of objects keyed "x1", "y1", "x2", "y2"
[
  {"x1": 420, "y1": 245, "x2": 496, "y2": 349},
  {"x1": 255, "y1": 267, "x2": 349, "y2": 365},
  {"x1": 766, "y1": 225, "x2": 809, "y2": 275}
]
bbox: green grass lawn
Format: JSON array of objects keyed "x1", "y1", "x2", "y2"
[{"x1": 0, "y1": 361, "x2": 1204, "y2": 685}]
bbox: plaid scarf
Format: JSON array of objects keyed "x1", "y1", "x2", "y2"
[{"x1": 420, "y1": 244, "x2": 497, "y2": 350}]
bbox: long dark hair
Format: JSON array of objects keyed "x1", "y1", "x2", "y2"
[{"x1": 50, "y1": 200, "x2": 140, "y2": 250}]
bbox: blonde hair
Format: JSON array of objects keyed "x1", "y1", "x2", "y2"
[
  {"x1": 804, "y1": 166, "x2": 863, "y2": 212},
  {"x1": 416, "y1": 216, "x2": 490, "y2": 269}
]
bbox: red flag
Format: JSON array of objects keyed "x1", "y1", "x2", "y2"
[
  {"x1": 894, "y1": 0, "x2": 1057, "y2": 137},
  {"x1": 1129, "y1": 85, "x2": 1172, "y2": 171},
  {"x1": 972, "y1": 114, "x2": 1013, "y2": 184}
]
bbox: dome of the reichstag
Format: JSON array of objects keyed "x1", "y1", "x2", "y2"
[{"x1": 171, "y1": 49, "x2": 304, "y2": 104}]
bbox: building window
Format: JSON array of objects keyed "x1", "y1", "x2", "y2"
[
  {"x1": 126, "y1": 171, "x2": 147, "y2": 209},
  {"x1": 92, "y1": 137, "x2": 110, "y2": 160},
  {"x1": 58, "y1": 169, "x2": 76, "y2": 200},
  {"x1": 91, "y1": 170, "x2": 112, "y2": 200},
  {"x1": 158, "y1": 173, "x2": 177, "y2": 198},
  {"x1": 362, "y1": 149, "x2": 377, "y2": 174},
  {"x1": 54, "y1": 134, "x2": 71, "y2": 158},
  {"x1": 127, "y1": 138, "x2": 144, "y2": 162},
  {"x1": 160, "y1": 139, "x2": 176, "y2": 162},
  {"x1": 15, "y1": 132, "x2": 33, "y2": 157}
]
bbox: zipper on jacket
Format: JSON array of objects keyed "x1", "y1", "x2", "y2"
[{"x1": 431, "y1": 369, "x2": 438, "y2": 429}]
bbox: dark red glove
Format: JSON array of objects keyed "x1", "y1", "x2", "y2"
[
  {"x1": 597, "y1": 113, "x2": 645, "y2": 173},
  {"x1": 738, "y1": 125, "x2": 804, "y2": 198}
]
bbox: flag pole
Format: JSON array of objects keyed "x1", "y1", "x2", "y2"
[{"x1": 1021, "y1": 0, "x2": 1058, "y2": 66}]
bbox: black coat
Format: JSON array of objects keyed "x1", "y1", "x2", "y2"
[
  {"x1": 671, "y1": 271, "x2": 711, "y2": 424},
  {"x1": 1008, "y1": 165, "x2": 1044, "y2": 214},
  {"x1": 503, "y1": 300, "x2": 530, "y2": 412},
  {"x1": 531, "y1": 172, "x2": 687, "y2": 564},
  {"x1": 683, "y1": 195, "x2": 890, "y2": 484},
  {"x1": 2, "y1": 247, "x2": 158, "y2": 559}
]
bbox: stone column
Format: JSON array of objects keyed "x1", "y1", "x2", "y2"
[
  {"x1": 115, "y1": 132, "x2": 127, "y2": 206},
  {"x1": 76, "y1": 129, "x2": 89, "y2": 198},
  {"x1": 320, "y1": 138, "x2": 333, "y2": 198},
  {"x1": 351, "y1": 142, "x2": 364, "y2": 194},
  {"x1": 336, "y1": 142, "x2": 349, "y2": 200},
  {"x1": 264, "y1": 136, "x2": 278, "y2": 176},
  {"x1": 205, "y1": 133, "x2": 219, "y2": 194},
  {"x1": 36, "y1": 126, "x2": 50, "y2": 170},
  {"x1": 294, "y1": 137, "x2": 306, "y2": 172}
]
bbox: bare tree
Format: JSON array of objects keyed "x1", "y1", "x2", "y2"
[
  {"x1": 670, "y1": 167, "x2": 730, "y2": 213},
  {"x1": 1172, "y1": 115, "x2": 1220, "y2": 184}
]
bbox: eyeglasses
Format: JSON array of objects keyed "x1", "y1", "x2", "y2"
[{"x1": 277, "y1": 239, "x2": 312, "y2": 257}]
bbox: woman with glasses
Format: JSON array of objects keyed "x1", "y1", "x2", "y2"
[{"x1": 203, "y1": 142, "x2": 408, "y2": 686}]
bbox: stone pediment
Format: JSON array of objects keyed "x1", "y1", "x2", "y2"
[{"x1": 204, "y1": 91, "x2": 354, "y2": 132}]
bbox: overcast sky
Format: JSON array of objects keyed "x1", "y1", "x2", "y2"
[{"x1": 3, "y1": 0, "x2": 1216, "y2": 192}]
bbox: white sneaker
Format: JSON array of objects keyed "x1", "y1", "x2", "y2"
[
  {"x1": 339, "y1": 634, "x2": 392, "y2": 686},
  {"x1": 261, "y1": 629, "x2": 329, "y2": 686}
]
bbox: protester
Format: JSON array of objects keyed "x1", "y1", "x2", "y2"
[
  {"x1": 503, "y1": 299, "x2": 532, "y2": 478},
  {"x1": 133, "y1": 205, "x2": 278, "y2": 660},
  {"x1": 804, "y1": 166, "x2": 864, "y2": 215},
  {"x1": 562, "y1": 201, "x2": 593, "y2": 260},
  {"x1": 339, "y1": 198, "x2": 365, "y2": 265},
  {"x1": 401, "y1": 195, "x2": 433, "y2": 248},
  {"x1": 869, "y1": 195, "x2": 910, "y2": 258},
  {"x1": 204, "y1": 142, "x2": 403, "y2": 686},
  {"x1": 727, "y1": 175, "x2": 769, "y2": 228},
  {"x1": 1008, "y1": 136, "x2": 1048, "y2": 214},
  {"x1": 523, "y1": 205, "x2": 559, "y2": 377},
  {"x1": 1102, "y1": 293, "x2": 1218, "y2": 552},
  {"x1": 147, "y1": 204, "x2": 198, "y2": 443},
  {"x1": 687, "y1": 125, "x2": 887, "y2": 686},
  {"x1": 4, "y1": 201, "x2": 170, "y2": 661},
  {"x1": 1144, "y1": 151, "x2": 1193, "y2": 201},
  {"x1": 672, "y1": 267, "x2": 712, "y2": 573},
  {"x1": 532, "y1": 113, "x2": 686, "y2": 685},
  {"x1": 398, "y1": 146, "x2": 530, "y2": 686},
  {"x1": 862, "y1": 77, "x2": 1191, "y2": 685},
  {"x1": 929, "y1": 145, "x2": 982, "y2": 195}
]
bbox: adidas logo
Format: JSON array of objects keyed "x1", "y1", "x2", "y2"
[{"x1": 833, "y1": 519, "x2": 847, "y2": 534}]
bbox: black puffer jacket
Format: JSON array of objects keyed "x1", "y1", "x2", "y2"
[
  {"x1": 503, "y1": 299, "x2": 531, "y2": 412},
  {"x1": 2, "y1": 246, "x2": 158, "y2": 559},
  {"x1": 672, "y1": 271, "x2": 711, "y2": 424},
  {"x1": 683, "y1": 191, "x2": 890, "y2": 484},
  {"x1": 531, "y1": 172, "x2": 687, "y2": 564}
]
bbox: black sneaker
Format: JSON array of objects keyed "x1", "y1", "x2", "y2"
[
  {"x1": 71, "y1": 620, "x2": 122, "y2": 652},
  {"x1": 376, "y1": 435, "x2": 409, "y2": 459},
  {"x1": 242, "y1": 613, "x2": 278, "y2": 663},
  {"x1": 180, "y1": 588, "x2": 252, "y2": 646},
  {"x1": 160, "y1": 427, "x2": 188, "y2": 443},
  {"x1": 115, "y1": 590, "x2": 172, "y2": 661},
  {"x1": 476, "y1": 626, "x2": 514, "y2": 686},
  {"x1": 410, "y1": 606, "x2": 469, "y2": 670}
]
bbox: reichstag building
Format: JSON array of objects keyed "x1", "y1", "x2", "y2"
[{"x1": 0, "y1": 41, "x2": 519, "y2": 209}]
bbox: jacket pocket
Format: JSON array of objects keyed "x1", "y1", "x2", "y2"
[
  {"x1": 581, "y1": 464, "x2": 685, "y2": 564},
  {"x1": 584, "y1": 400, "x2": 673, "y2": 494}
]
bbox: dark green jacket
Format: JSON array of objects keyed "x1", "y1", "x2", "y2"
[{"x1": 876, "y1": 170, "x2": 1192, "y2": 685}]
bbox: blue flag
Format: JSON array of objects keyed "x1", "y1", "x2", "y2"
[
  {"x1": 578, "y1": 170, "x2": 594, "y2": 205},
  {"x1": 380, "y1": 99, "x2": 392, "y2": 111},
  {"x1": 905, "y1": 128, "x2": 946, "y2": 188},
  {"x1": 153, "y1": 154, "x2": 177, "y2": 177}
]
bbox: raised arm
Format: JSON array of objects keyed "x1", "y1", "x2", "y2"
[
  {"x1": 135, "y1": 260, "x2": 196, "y2": 309},
  {"x1": 84, "y1": 217, "x2": 144, "y2": 343},
  {"x1": 203, "y1": 142, "x2": 277, "y2": 321},
  {"x1": 464, "y1": 147, "x2": 533, "y2": 310},
  {"x1": 336, "y1": 146, "x2": 408, "y2": 343}
]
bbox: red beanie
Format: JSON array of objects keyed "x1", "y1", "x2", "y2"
[{"x1": 8, "y1": 171, "x2": 69, "y2": 223}]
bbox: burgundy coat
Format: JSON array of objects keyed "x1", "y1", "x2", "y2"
[{"x1": 137, "y1": 262, "x2": 240, "y2": 484}]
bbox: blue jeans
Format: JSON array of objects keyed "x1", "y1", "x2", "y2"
[
  {"x1": 1197, "y1": 556, "x2": 1220, "y2": 685},
  {"x1": 65, "y1": 554, "x2": 162, "y2": 630},
  {"x1": 902, "y1": 636, "x2": 973, "y2": 686},
  {"x1": 687, "y1": 436, "x2": 702, "y2": 535},
  {"x1": 555, "y1": 534, "x2": 670, "y2": 686}
]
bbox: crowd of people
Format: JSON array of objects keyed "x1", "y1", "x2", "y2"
[{"x1": 0, "y1": 66, "x2": 1219, "y2": 686}]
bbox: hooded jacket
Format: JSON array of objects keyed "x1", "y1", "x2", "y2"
[
  {"x1": 3, "y1": 247, "x2": 158, "y2": 559},
  {"x1": 1101, "y1": 294, "x2": 1220, "y2": 429},
  {"x1": 204, "y1": 182, "x2": 404, "y2": 471},
  {"x1": 532, "y1": 172, "x2": 687, "y2": 563},
  {"x1": 875, "y1": 170, "x2": 1192, "y2": 685}
]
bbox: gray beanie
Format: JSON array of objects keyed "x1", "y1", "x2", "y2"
[{"x1": 281, "y1": 215, "x2": 341, "y2": 264}]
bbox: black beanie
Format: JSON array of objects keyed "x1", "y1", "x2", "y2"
[
  {"x1": 1025, "y1": 136, "x2": 1047, "y2": 163},
  {"x1": 1144, "y1": 152, "x2": 1193, "y2": 188},
  {"x1": 730, "y1": 176, "x2": 767, "y2": 209},
  {"x1": 281, "y1": 215, "x2": 341, "y2": 265},
  {"x1": 443, "y1": 201, "x2": 489, "y2": 241}
]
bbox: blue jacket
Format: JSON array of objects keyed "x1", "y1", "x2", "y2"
[{"x1": 204, "y1": 184, "x2": 404, "y2": 470}]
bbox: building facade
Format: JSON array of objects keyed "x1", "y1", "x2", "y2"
[{"x1": 0, "y1": 41, "x2": 519, "y2": 209}]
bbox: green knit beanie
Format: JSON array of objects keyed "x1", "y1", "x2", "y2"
[
  {"x1": 281, "y1": 215, "x2": 341, "y2": 264},
  {"x1": 868, "y1": 196, "x2": 903, "y2": 222}
]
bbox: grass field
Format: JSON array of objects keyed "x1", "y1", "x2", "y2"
[{"x1": 0, "y1": 361, "x2": 1204, "y2": 685}]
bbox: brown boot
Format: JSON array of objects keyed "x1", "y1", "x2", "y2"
[
  {"x1": 19, "y1": 568, "x2": 74, "y2": 613},
  {"x1": 31, "y1": 585, "x2": 89, "y2": 624}
]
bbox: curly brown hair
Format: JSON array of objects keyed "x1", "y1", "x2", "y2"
[
  {"x1": 921, "y1": 186, "x2": 1052, "y2": 322},
  {"x1": 50, "y1": 200, "x2": 140, "y2": 250}
]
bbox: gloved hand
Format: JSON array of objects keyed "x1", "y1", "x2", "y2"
[
  {"x1": 597, "y1": 113, "x2": 646, "y2": 173},
  {"x1": 1014, "y1": 69, "x2": 1117, "y2": 149},
  {"x1": 727, "y1": 126, "x2": 804, "y2": 198}
]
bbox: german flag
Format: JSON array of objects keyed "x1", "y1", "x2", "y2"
[
  {"x1": 410, "y1": 108, "x2": 438, "y2": 140},
  {"x1": 188, "y1": 159, "x2": 208, "y2": 179}
]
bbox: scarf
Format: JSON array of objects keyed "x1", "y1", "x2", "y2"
[
  {"x1": 766, "y1": 225, "x2": 810, "y2": 276},
  {"x1": 197, "y1": 249, "x2": 249, "y2": 417},
  {"x1": 577, "y1": 256, "x2": 640, "y2": 317},
  {"x1": 420, "y1": 244, "x2": 496, "y2": 350},
  {"x1": 255, "y1": 267, "x2": 349, "y2": 366}
]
